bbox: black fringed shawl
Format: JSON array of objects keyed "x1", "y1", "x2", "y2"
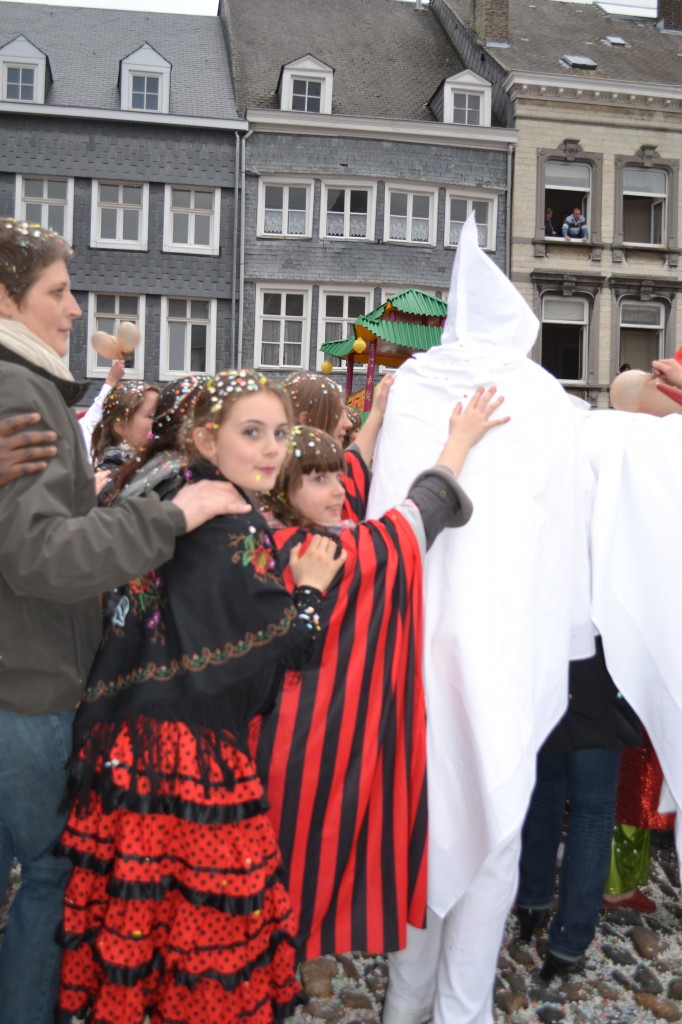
[{"x1": 71, "y1": 463, "x2": 318, "y2": 800}]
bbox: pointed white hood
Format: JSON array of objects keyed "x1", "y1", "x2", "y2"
[{"x1": 441, "y1": 214, "x2": 539, "y2": 354}]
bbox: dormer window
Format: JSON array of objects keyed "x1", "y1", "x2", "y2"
[
  {"x1": 430, "y1": 70, "x2": 492, "y2": 128},
  {"x1": 0, "y1": 36, "x2": 48, "y2": 104},
  {"x1": 120, "y1": 43, "x2": 170, "y2": 114},
  {"x1": 279, "y1": 55, "x2": 333, "y2": 115}
]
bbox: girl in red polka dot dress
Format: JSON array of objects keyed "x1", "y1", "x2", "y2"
[{"x1": 57, "y1": 371, "x2": 344, "y2": 1024}]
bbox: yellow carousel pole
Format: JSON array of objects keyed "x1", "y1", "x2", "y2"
[
  {"x1": 344, "y1": 351, "x2": 355, "y2": 399},
  {"x1": 363, "y1": 338, "x2": 378, "y2": 411}
]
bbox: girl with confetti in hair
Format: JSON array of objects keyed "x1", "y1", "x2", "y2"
[
  {"x1": 256, "y1": 386, "x2": 508, "y2": 960},
  {"x1": 107, "y1": 375, "x2": 205, "y2": 503},
  {"x1": 91, "y1": 380, "x2": 161, "y2": 477},
  {"x1": 283, "y1": 371, "x2": 392, "y2": 523},
  {"x1": 57, "y1": 370, "x2": 345, "y2": 1024}
]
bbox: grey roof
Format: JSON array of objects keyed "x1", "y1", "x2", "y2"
[
  {"x1": 223, "y1": 0, "x2": 469, "y2": 121},
  {"x1": 0, "y1": 1, "x2": 237, "y2": 118},
  {"x1": 444, "y1": 0, "x2": 682, "y2": 86}
]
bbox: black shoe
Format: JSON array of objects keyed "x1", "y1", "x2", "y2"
[
  {"x1": 539, "y1": 951, "x2": 582, "y2": 983},
  {"x1": 516, "y1": 906, "x2": 549, "y2": 942}
]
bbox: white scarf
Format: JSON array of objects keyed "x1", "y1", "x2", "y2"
[{"x1": 0, "y1": 318, "x2": 75, "y2": 383}]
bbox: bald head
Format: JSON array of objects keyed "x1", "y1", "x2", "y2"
[{"x1": 610, "y1": 369, "x2": 682, "y2": 417}]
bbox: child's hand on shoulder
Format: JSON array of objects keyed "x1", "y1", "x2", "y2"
[
  {"x1": 449, "y1": 386, "x2": 509, "y2": 449},
  {"x1": 436, "y1": 386, "x2": 509, "y2": 477},
  {"x1": 369, "y1": 374, "x2": 394, "y2": 419},
  {"x1": 289, "y1": 534, "x2": 347, "y2": 593}
]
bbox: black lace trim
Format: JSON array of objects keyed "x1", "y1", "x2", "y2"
[
  {"x1": 57, "y1": 842, "x2": 280, "y2": 880},
  {"x1": 69, "y1": 771, "x2": 269, "y2": 825},
  {"x1": 59, "y1": 927, "x2": 297, "y2": 990}
]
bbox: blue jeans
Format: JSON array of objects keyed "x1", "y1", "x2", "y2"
[
  {"x1": 517, "y1": 746, "x2": 621, "y2": 961},
  {"x1": 0, "y1": 708, "x2": 74, "y2": 1024}
]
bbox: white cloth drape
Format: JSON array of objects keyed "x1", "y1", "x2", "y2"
[{"x1": 584, "y1": 409, "x2": 682, "y2": 851}]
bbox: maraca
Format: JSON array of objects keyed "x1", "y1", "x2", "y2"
[{"x1": 91, "y1": 321, "x2": 140, "y2": 360}]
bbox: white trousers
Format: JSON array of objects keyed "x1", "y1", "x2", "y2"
[{"x1": 383, "y1": 832, "x2": 521, "y2": 1024}]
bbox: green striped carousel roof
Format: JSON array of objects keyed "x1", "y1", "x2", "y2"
[{"x1": 321, "y1": 289, "x2": 446, "y2": 358}]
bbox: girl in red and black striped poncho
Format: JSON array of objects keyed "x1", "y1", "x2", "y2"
[
  {"x1": 57, "y1": 371, "x2": 345, "y2": 1024},
  {"x1": 256, "y1": 385, "x2": 509, "y2": 960}
]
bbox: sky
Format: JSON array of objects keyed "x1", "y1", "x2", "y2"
[{"x1": 2, "y1": 0, "x2": 220, "y2": 13}]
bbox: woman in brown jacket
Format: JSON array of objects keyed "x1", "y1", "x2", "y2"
[{"x1": 0, "y1": 218, "x2": 248, "y2": 1024}]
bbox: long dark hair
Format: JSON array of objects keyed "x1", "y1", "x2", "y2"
[{"x1": 110, "y1": 375, "x2": 204, "y2": 498}]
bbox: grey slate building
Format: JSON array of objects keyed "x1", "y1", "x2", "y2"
[
  {"x1": 220, "y1": 0, "x2": 516, "y2": 379},
  {"x1": 0, "y1": 1, "x2": 247, "y2": 396}
]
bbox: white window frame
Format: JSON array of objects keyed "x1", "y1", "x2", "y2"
[
  {"x1": 15, "y1": 174, "x2": 74, "y2": 244},
  {"x1": 0, "y1": 36, "x2": 47, "y2": 104},
  {"x1": 159, "y1": 296, "x2": 217, "y2": 381},
  {"x1": 90, "y1": 180, "x2": 149, "y2": 250},
  {"x1": 384, "y1": 184, "x2": 438, "y2": 247},
  {"x1": 4, "y1": 63, "x2": 36, "y2": 103},
  {"x1": 317, "y1": 286, "x2": 374, "y2": 372},
  {"x1": 619, "y1": 300, "x2": 664, "y2": 369},
  {"x1": 443, "y1": 71, "x2": 492, "y2": 128},
  {"x1": 86, "y1": 293, "x2": 146, "y2": 380},
  {"x1": 544, "y1": 160, "x2": 592, "y2": 243},
  {"x1": 319, "y1": 180, "x2": 376, "y2": 241},
  {"x1": 279, "y1": 55, "x2": 333, "y2": 115},
  {"x1": 257, "y1": 178, "x2": 314, "y2": 239},
  {"x1": 291, "y1": 77, "x2": 324, "y2": 113},
  {"x1": 163, "y1": 185, "x2": 221, "y2": 256},
  {"x1": 120, "y1": 43, "x2": 171, "y2": 114},
  {"x1": 541, "y1": 294, "x2": 589, "y2": 384},
  {"x1": 445, "y1": 189, "x2": 498, "y2": 251},
  {"x1": 254, "y1": 284, "x2": 313, "y2": 371},
  {"x1": 622, "y1": 168, "x2": 668, "y2": 248}
]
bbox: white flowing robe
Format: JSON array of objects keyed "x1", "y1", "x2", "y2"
[
  {"x1": 368, "y1": 342, "x2": 588, "y2": 917},
  {"x1": 583, "y1": 409, "x2": 682, "y2": 851}
]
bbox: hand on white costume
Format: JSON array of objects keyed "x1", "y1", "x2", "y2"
[{"x1": 437, "y1": 386, "x2": 510, "y2": 477}]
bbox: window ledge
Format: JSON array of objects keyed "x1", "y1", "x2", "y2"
[
  {"x1": 89, "y1": 242, "x2": 149, "y2": 252},
  {"x1": 258, "y1": 233, "x2": 313, "y2": 241},
  {"x1": 159, "y1": 370, "x2": 212, "y2": 382},
  {"x1": 162, "y1": 244, "x2": 220, "y2": 257},
  {"x1": 88, "y1": 368, "x2": 144, "y2": 381},
  {"x1": 445, "y1": 243, "x2": 494, "y2": 252},
  {"x1": 384, "y1": 239, "x2": 437, "y2": 249},
  {"x1": 321, "y1": 235, "x2": 373, "y2": 243},
  {"x1": 534, "y1": 238, "x2": 603, "y2": 262},
  {"x1": 611, "y1": 243, "x2": 680, "y2": 268}
]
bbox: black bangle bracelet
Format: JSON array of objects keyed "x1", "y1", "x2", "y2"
[{"x1": 293, "y1": 586, "x2": 323, "y2": 634}]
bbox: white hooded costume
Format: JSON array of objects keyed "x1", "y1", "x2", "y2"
[{"x1": 368, "y1": 218, "x2": 589, "y2": 1024}]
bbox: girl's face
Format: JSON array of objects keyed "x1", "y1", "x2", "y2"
[
  {"x1": 116, "y1": 389, "x2": 159, "y2": 450},
  {"x1": 288, "y1": 470, "x2": 346, "y2": 527},
  {"x1": 0, "y1": 259, "x2": 80, "y2": 356},
  {"x1": 194, "y1": 390, "x2": 290, "y2": 492},
  {"x1": 333, "y1": 406, "x2": 352, "y2": 446}
]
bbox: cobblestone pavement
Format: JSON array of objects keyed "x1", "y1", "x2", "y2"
[
  {"x1": 1, "y1": 841, "x2": 679, "y2": 1023},
  {"x1": 291, "y1": 839, "x2": 681, "y2": 1024}
]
